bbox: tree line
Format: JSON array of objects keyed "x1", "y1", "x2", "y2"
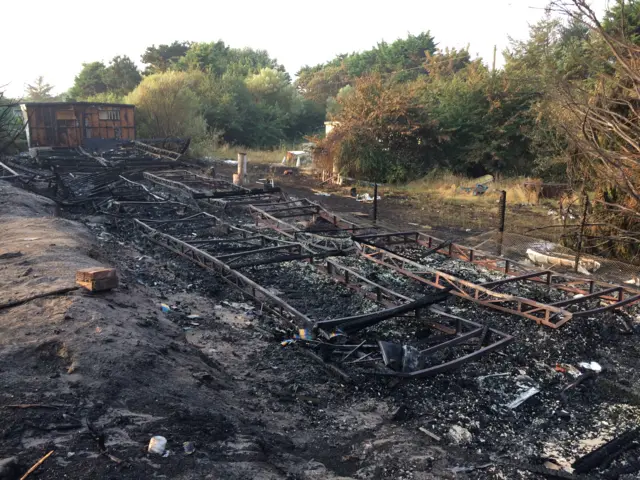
[{"x1": 14, "y1": 1, "x2": 640, "y2": 189}]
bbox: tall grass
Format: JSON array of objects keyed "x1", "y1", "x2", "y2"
[
  {"x1": 398, "y1": 170, "x2": 538, "y2": 204},
  {"x1": 192, "y1": 141, "x2": 301, "y2": 165}
]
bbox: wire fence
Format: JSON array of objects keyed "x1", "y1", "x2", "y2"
[{"x1": 468, "y1": 191, "x2": 640, "y2": 286}]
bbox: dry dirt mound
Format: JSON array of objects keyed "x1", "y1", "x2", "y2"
[{"x1": 0, "y1": 182, "x2": 241, "y2": 478}]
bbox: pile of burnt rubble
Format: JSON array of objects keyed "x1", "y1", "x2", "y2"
[{"x1": 4, "y1": 150, "x2": 640, "y2": 478}]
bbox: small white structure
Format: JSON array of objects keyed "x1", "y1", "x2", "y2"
[{"x1": 281, "y1": 150, "x2": 311, "y2": 167}]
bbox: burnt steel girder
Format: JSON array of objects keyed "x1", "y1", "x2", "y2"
[
  {"x1": 206, "y1": 193, "x2": 284, "y2": 209},
  {"x1": 0, "y1": 161, "x2": 20, "y2": 179},
  {"x1": 355, "y1": 242, "x2": 572, "y2": 328},
  {"x1": 143, "y1": 171, "x2": 245, "y2": 197},
  {"x1": 361, "y1": 230, "x2": 640, "y2": 311},
  {"x1": 143, "y1": 212, "x2": 302, "y2": 252},
  {"x1": 133, "y1": 218, "x2": 313, "y2": 327},
  {"x1": 250, "y1": 207, "x2": 299, "y2": 234},
  {"x1": 253, "y1": 199, "x2": 363, "y2": 231},
  {"x1": 261, "y1": 205, "x2": 321, "y2": 216},
  {"x1": 324, "y1": 258, "x2": 413, "y2": 307},
  {"x1": 373, "y1": 308, "x2": 514, "y2": 378},
  {"x1": 251, "y1": 203, "x2": 366, "y2": 248},
  {"x1": 217, "y1": 244, "x2": 304, "y2": 263},
  {"x1": 254, "y1": 199, "x2": 314, "y2": 210},
  {"x1": 232, "y1": 249, "x2": 344, "y2": 270},
  {"x1": 251, "y1": 208, "x2": 351, "y2": 252},
  {"x1": 315, "y1": 290, "x2": 453, "y2": 332}
]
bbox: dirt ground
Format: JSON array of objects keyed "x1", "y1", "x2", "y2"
[
  {"x1": 242, "y1": 164, "x2": 551, "y2": 242},
  {"x1": 2, "y1": 164, "x2": 640, "y2": 480},
  {"x1": 0, "y1": 181, "x2": 462, "y2": 479}
]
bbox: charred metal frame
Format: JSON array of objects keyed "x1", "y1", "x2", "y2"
[
  {"x1": 355, "y1": 242, "x2": 572, "y2": 328},
  {"x1": 250, "y1": 199, "x2": 375, "y2": 251},
  {"x1": 314, "y1": 305, "x2": 513, "y2": 379},
  {"x1": 134, "y1": 141, "x2": 183, "y2": 161},
  {"x1": 354, "y1": 231, "x2": 640, "y2": 318},
  {"x1": 0, "y1": 161, "x2": 20, "y2": 180},
  {"x1": 143, "y1": 170, "x2": 246, "y2": 198},
  {"x1": 205, "y1": 190, "x2": 287, "y2": 211},
  {"x1": 122, "y1": 196, "x2": 513, "y2": 378},
  {"x1": 375, "y1": 308, "x2": 514, "y2": 378},
  {"x1": 133, "y1": 213, "x2": 428, "y2": 331},
  {"x1": 133, "y1": 215, "x2": 314, "y2": 327}
]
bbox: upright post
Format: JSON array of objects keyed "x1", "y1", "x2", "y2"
[
  {"x1": 498, "y1": 190, "x2": 507, "y2": 256},
  {"x1": 574, "y1": 193, "x2": 590, "y2": 272},
  {"x1": 373, "y1": 183, "x2": 378, "y2": 224},
  {"x1": 235, "y1": 152, "x2": 247, "y2": 186},
  {"x1": 243, "y1": 154, "x2": 248, "y2": 181}
]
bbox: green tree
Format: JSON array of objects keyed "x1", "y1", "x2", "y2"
[
  {"x1": 315, "y1": 75, "x2": 441, "y2": 183},
  {"x1": 103, "y1": 56, "x2": 141, "y2": 96},
  {"x1": 25, "y1": 76, "x2": 55, "y2": 101},
  {"x1": 125, "y1": 71, "x2": 207, "y2": 139},
  {"x1": 141, "y1": 41, "x2": 191, "y2": 75},
  {"x1": 175, "y1": 41, "x2": 230, "y2": 76},
  {"x1": 296, "y1": 32, "x2": 436, "y2": 108},
  {"x1": 0, "y1": 89, "x2": 26, "y2": 154},
  {"x1": 68, "y1": 62, "x2": 107, "y2": 99},
  {"x1": 227, "y1": 48, "x2": 285, "y2": 77},
  {"x1": 602, "y1": 0, "x2": 640, "y2": 42}
]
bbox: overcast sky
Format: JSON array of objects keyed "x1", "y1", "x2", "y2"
[{"x1": 1, "y1": 0, "x2": 609, "y2": 98}]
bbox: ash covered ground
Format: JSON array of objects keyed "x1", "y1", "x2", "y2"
[{"x1": 2, "y1": 164, "x2": 640, "y2": 480}]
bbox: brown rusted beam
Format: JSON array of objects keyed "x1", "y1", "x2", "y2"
[
  {"x1": 550, "y1": 287, "x2": 623, "y2": 307},
  {"x1": 355, "y1": 243, "x2": 572, "y2": 328},
  {"x1": 134, "y1": 219, "x2": 313, "y2": 327},
  {"x1": 315, "y1": 290, "x2": 452, "y2": 331},
  {"x1": 481, "y1": 271, "x2": 553, "y2": 288},
  {"x1": 217, "y1": 244, "x2": 301, "y2": 262}
]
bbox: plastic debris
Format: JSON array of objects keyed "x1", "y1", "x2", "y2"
[
  {"x1": 356, "y1": 193, "x2": 381, "y2": 203},
  {"x1": 160, "y1": 303, "x2": 171, "y2": 313},
  {"x1": 555, "y1": 363, "x2": 581, "y2": 378},
  {"x1": 148, "y1": 436, "x2": 167, "y2": 455},
  {"x1": 295, "y1": 329, "x2": 313, "y2": 340},
  {"x1": 183, "y1": 441, "x2": 196, "y2": 455},
  {"x1": 328, "y1": 329, "x2": 346, "y2": 341},
  {"x1": 578, "y1": 361, "x2": 602, "y2": 373},
  {"x1": 507, "y1": 387, "x2": 540, "y2": 409}
]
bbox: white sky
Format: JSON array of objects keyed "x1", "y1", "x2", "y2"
[{"x1": 1, "y1": 0, "x2": 609, "y2": 98}]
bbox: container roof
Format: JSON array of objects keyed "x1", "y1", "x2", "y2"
[{"x1": 21, "y1": 101, "x2": 135, "y2": 108}]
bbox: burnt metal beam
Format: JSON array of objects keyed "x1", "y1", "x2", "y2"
[
  {"x1": 550, "y1": 287, "x2": 622, "y2": 308},
  {"x1": 481, "y1": 271, "x2": 553, "y2": 288},
  {"x1": 324, "y1": 258, "x2": 413, "y2": 307},
  {"x1": 134, "y1": 141, "x2": 182, "y2": 161},
  {"x1": 362, "y1": 230, "x2": 640, "y2": 316},
  {"x1": 0, "y1": 161, "x2": 20, "y2": 180},
  {"x1": 355, "y1": 242, "x2": 572, "y2": 328},
  {"x1": 315, "y1": 289, "x2": 452, "y2": 331},
  {"x1": 217, "y1": 244, "x2": 302, "y2": 262},
  {"x1": 134, "y1": 219, "x2": 313, "y2": 327}
]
